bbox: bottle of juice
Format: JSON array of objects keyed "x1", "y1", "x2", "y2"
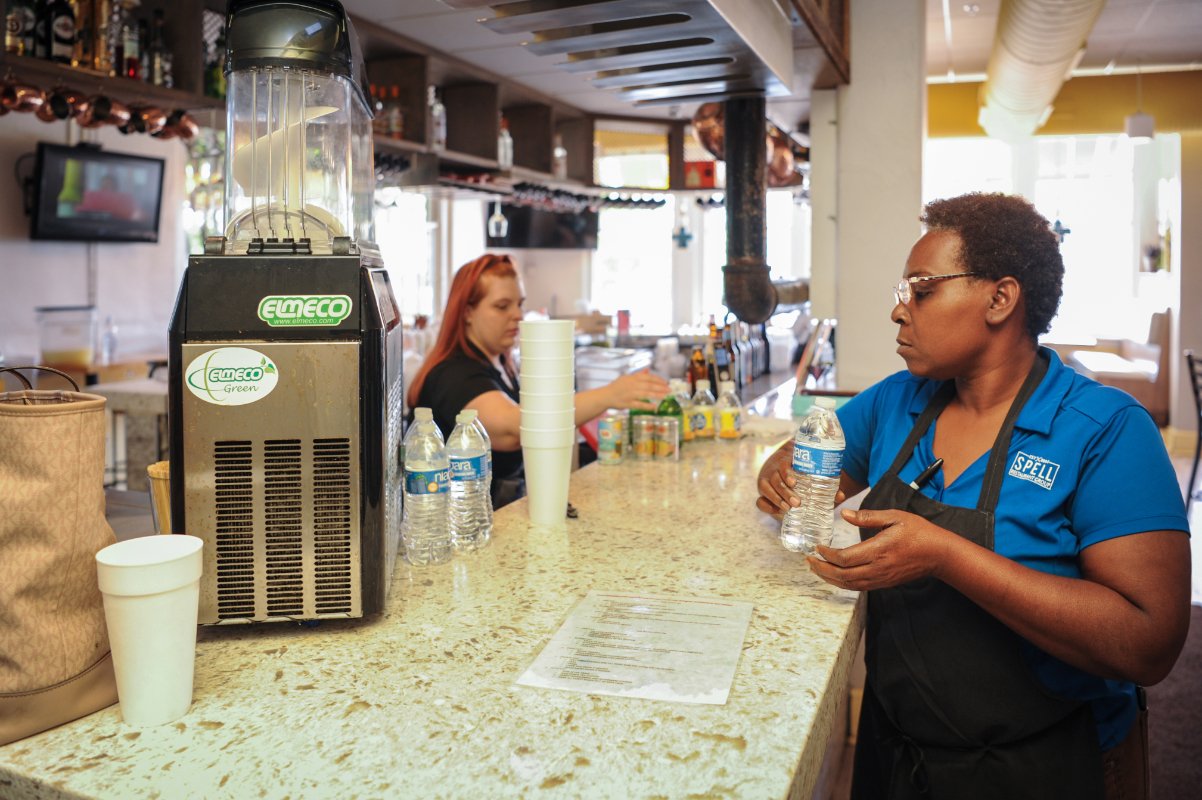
[{"x1": 689, "y1": 379, "x2": 716, "y2": 439}]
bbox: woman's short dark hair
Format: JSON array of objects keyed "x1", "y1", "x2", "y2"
[{"x1": 921, "y1": 192, "x2": 1063, "y2": 340}]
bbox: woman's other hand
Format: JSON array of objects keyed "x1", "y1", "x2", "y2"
[
  {"x1": 806, "y1": 507, "x2": 953, "y2": 591},
  {"x1": 755, "y1": 443, "x2": 797, "y2": 519},
  {"x1": 605, "y1": 369, "x2": 670, "y2": 411}
]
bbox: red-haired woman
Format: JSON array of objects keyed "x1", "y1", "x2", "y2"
[{"x1": 408, "y1": 253, "x2": 669, "y2": 507}]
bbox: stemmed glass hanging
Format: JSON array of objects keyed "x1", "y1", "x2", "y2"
[{"x1": 487, "y1": 199, "x2": 508, "y2": 238}]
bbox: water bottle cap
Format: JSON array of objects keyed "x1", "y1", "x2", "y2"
[
  {"x1": 415, "y1": 407, "x2": 433, "y2": 421},
  {"x1": 456, "y1": 409, "x2": 478, "y2": 424},
  {"x1": 814, "y1": 396, "x2": 837, "y2": 410},
  {"x1": 697, "y1": 379, "x2": 710, "y2": 391}
]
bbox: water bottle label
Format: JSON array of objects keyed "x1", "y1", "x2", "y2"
[
  {"x1": 792, "y1": 443, "x2": 843, "y2": 478},
  {"x1": 404, "y1": 469, "x2": 449, "y2": 494},
  {"x1": 689, "y1": 408, "x2": 715, "y2": 438},
  {"x1": 718, "y1": 408, "x2": 742, "y2": 439},
  {"x1": 449, "y1": 454, "x2": 487, "y2": 481}
]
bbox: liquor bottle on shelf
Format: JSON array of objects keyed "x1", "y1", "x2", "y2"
[
  {"x1": 428, "y1": 85, "x2": 446, "y2": 152},
  {"x1": 120, "y1": 16, "x2": 139, "y2": 79},
  {"x1": 147, "y1": 9, "x2": 168, "y2": 87},
  {"x1": 687, "y1": 346, "x2": 706, "y2": 393},
  {"x1": 203, "y1": 28, "x2": 225, "y2": 98},
  {"x1": 5, "y1": 0, "x2": 37, "y2": 56},
  {"x1": 387, "y1": 85, "x2": 403, "y2": 138},
  {"x1": 33, "y1": 0, "x2": 48, "y2": 58},
  {"x1": 71, "y1": 0, "x2": 94, "y2": 68},
  {"x1": 497, "y1": 114, "x2": 513, "y2": 170},
  {"x1": 102, "y1": 0, "x2": 121, "y2": 76},
  {"x1": 551, "y1": 133, "x2": 567, "y2": 180},
  {"x1": 46, "y1": 0, "x2": 74, "y2": 65}
]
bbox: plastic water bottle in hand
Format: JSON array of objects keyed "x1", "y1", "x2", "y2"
[
  {"x1": 780, "y1": 397, "x2": 845, "y2": 554},
  {"x1": 447, "y1": 409, "x2": 492, "y2": 552},
  {"x1": 402, "y1": 408, "x2": 452, "y2": 566}
]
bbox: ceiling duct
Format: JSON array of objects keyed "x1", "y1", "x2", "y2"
[
  {"x1": 977, "y1": 0, "x2": 1105, "y2": 140},
  {"x1": 443, "y1": 0, "x2": 793, "y2": 105}
]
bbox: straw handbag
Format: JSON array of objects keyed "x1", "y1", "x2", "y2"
[{"x1": 0, "y1": 366, "x2": 118, "y2": 745}]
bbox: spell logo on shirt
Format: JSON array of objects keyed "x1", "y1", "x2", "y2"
[{"x1": 1008, "y1": 451, "x2": 1060, "y2": 490}]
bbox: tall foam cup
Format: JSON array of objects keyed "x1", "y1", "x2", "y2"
[
  {"x1": 96, "y1": 535, "x2": 204, "y2": 727},
  {"x1": 523, "y1": 444, "x2": 573, "y2": 526}
]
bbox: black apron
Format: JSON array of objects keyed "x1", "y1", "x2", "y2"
[{"x1": 851, "y1": 353, "x2": 1104, "y2": 800}]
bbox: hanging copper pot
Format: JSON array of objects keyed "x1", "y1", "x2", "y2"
[
  {"x1": 77, "y1": 95, "x2": 131, "y2": 128},
  {"x1": 173, "y1": 112, "x2": 199, "y2": 142},
  {"x1": 1, "y1": 82, "x2": 46, "y2": 114},
  {"x1": 128, "y1": 105, "x2": 167, "y2": 135},
  {"x1": 35, "y1": 86, "x2": 87, "y2": 122},
  {"x1": 692, "y1": 102, "x2": 724, "y2": 160}
]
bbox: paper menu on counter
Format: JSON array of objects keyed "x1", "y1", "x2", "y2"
[{"x1": 515, "y1": 591, "x2": 753, "y2": 705}]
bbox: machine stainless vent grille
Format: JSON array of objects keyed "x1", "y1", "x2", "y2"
[
  {"x1": 263, "y1": 439, "x2": 304, "y2": 617},
  {"x1": 312, "y1": 438, "x2": 353, "y2": 614},
  {"x1": 385, "y1": 372, "x2": 404, "y2": 557},
  {"x1": 213, "y1": 441, "x2": 256, "y2": 619}
]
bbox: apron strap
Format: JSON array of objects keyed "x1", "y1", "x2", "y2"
[
  {"x1": 881, "y1": 351, "x2": 1050, "y2": 514},
  {"x1": 883, "y1": 381, "x2": 956, "y2": 477},
  {"x1": 975, "y1": 351, "x2": 1049, "y2": 512}
]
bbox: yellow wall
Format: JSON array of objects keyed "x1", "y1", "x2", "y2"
[{"x1": 929, "y1": 71, "x2": 1202, "y2": 138}]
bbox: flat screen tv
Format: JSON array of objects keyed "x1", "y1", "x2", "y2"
[
  {"x1": 484, "y1": 204, "x2": 598, "y2": 250},
  {"x1": 30, "y1": 142, "x2": 165, "y2": 243}
]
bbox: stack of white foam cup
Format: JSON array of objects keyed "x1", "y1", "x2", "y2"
[{"x1": 518, "y1": 320, "x2": 576, "y2": 526}]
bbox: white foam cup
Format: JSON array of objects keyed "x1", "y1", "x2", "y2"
[
  {"x1": 518, "y1": 372, "x2": 575, "y2": 393},
  {"x1": 519, "y1": 320, "x2": 575, "y2": 340},
  {"x1": 519, "y1": 356, "x2": 575, "y2": 377},
  {"x1": 519, "y1": 390, "x2": 575, "y2": 412},
  {"x1": 520, "y1": 425, "x2": 577, "y2": 448},
  {"x1": 522, "y1": 408, "x2": 575, "y2": 429},
  {"x1": 96, "y1": 535, "x2": 204, "y2": 727},
  {"x1": 518, "y1": 339, "x2": 574, "y2": 358},
  {"x1": 523, "y1": 444, "x2": 573, "y2": 526}
]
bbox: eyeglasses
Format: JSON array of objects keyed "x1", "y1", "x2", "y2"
[{"x1": 892, "y1": 272, "x2": 976, "y2": 305}]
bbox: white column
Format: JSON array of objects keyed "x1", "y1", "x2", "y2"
[
  {"x1": 834, "y1": 0, "x2": 927, "y2": 391},
  {"x1": 809, "y1": 89, "x2": 838, "y2": 320}
]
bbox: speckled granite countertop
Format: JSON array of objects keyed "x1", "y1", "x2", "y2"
[{"x1": 0, "y1": 390, "x2": 864, "y2": 800}]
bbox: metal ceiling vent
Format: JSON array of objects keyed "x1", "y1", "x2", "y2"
[
  {"x1": 444, "y1": 0, "x2": 793, "y2": 105},
  {"x1": 978, "y1": 0, "x2": 1106, "y2": 139}
]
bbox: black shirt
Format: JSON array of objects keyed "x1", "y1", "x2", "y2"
[{"x1": 414, "y1": 345, "x2": 524, "y2": 506}]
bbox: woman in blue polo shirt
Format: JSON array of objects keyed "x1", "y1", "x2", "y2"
[{"x1": 756, "y1": 193, "x2": 1190, "y2": 799}]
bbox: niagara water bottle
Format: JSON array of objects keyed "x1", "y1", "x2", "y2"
[
  {"x1": 402, "y1": 408, "x2": 452, "y2": 566},
  {"x1": 447, "y1": 409, "x2": 492, "y2": 552},
  {"x1": 780, "y1": 396, "x2": 845, "y2": 554},
  {"x1": 471, "y1": 410, "x2": 494, "y2": 540}
]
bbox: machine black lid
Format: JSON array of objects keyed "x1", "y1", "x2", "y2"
[{"x1": 224, "y1": 0, "x2": 372, "y2": 115}]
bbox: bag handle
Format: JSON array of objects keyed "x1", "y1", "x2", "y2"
[{"x1": 0, "y1": 366, "x2": 82, "y2": 392}]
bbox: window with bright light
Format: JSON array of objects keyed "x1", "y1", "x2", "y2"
[
  {"x1": 698, "y1": 189, "x2": 804, "y2": 323},
  {"x1": 374, "y1": 188, "x2": 433, "y2": 319},
  {"x1": 923, "y1": 134, "x2": 1159, "y2": 342},
  {"x1": 591, "y1": 197, "x2": 675, "y2": 331}
]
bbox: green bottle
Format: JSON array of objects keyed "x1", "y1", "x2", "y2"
[{"x1": 656, "y1": 390, "x2": 684, "y2": 445}]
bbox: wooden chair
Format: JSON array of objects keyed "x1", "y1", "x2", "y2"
[{"x1": 1185, "y1": 350, "x2": 1201, "y2": 509}]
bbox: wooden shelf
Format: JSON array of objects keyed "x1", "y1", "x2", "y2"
[
  {"x1": 437, "y1": 148, "x2": 500, "y2": 171},
  {"x1": 0, "y1": 52, "x2": 222, "y2": 113},
  {"x1": 374, "y1": 135, "x2": 429, "y2": 156}
]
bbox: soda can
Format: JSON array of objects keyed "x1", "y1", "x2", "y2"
[
  {"x1": 632, "y1": 415, "x2": 657, "y2": 460},
  {"x1": 654, "y1": 418, "x2": 680, "y2": 461},
  {"x1": 597, "y1": 411, "x2": 625, "y2": 464}
]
